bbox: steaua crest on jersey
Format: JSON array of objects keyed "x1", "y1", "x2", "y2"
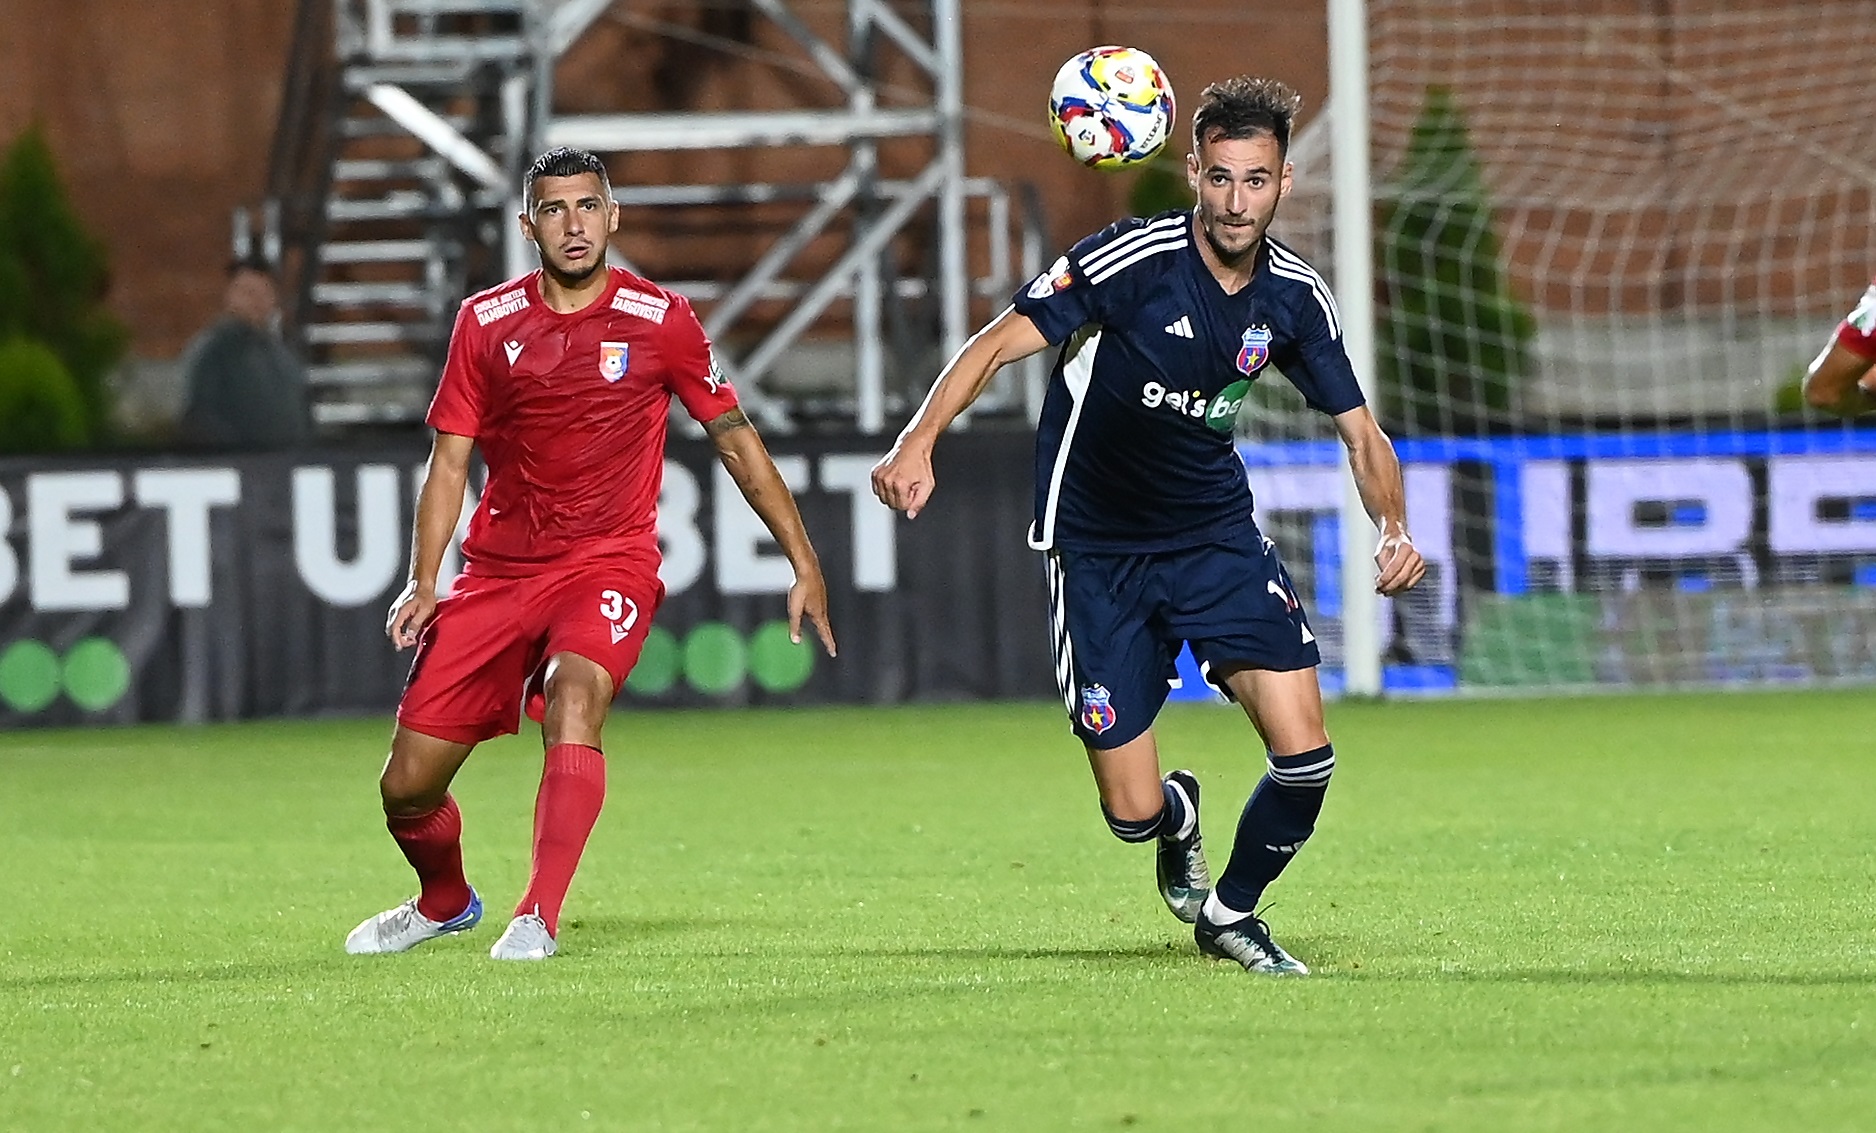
[
  {"x1": 598, "y1": 341, "x2": 629, "y2": 383},
  {"x1": 1236, "y1": 325, "x2": 1274, "y2": 376},
  {"x1": 1079, "y1": 684, "x2": 1118, "y2": 735}
]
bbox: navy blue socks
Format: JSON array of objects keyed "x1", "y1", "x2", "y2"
[
  {"x1": 1102, "y1": 776, "x2": 1194, "y2": 842},
  {"x1": 1210, "y1": 744, "x2": 1335, "y2": 918}
]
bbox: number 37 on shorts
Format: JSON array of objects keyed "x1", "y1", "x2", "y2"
[{"x1": 598, "y1": 588, "x2": 640, "y2": 644}]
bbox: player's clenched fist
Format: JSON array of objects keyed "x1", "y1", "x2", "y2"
[
  {"x1": 1374, "y1": 531, "x2": 1426, "y2": 597},
  {"x1": 871, "y1": 442, "x2": 935, "y2": 519}
]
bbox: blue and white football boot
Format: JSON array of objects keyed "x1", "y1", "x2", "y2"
[{"x1": 344, "y1": 888, "x2": 483, "y2": 954}]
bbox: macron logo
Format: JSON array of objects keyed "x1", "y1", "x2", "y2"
[
  {"x1": 1164, "y1": 315, "x2": 1194, "y2": 338},
  {"x1": 504, "y1": 340, "x2": 524, "y2": 365},
  {"x1": 473, "y1": 288, "x2": 530, "y2": 326}
]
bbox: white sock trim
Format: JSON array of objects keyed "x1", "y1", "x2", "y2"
[
  {"x1": 1202, "y1": 891, "x2": 1254, "y2": 926},
  {"x1": 1164, "y1": 779, "x2": 1198, "y2": 841}
]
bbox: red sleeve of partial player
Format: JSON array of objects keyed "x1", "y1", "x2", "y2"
[
  {"x1": 426, "y1": 302, "x2": 487, "y2": 436},
  {"x1": 1834, "y1": 278, "x2": 1876, "y2": 360},
  {"x1": 661, "y1": 295, "x2": 741, "y2": 423},
  {"x1": 1835, "y1": 322, "x2": 1876, "y2": 359}
]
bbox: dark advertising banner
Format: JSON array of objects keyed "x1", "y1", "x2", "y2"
[
  {"x1": 0, "y1": 434, "x2": 1056, "y2": 728},
  {"x1": 9, "y1": 427, "x2": 1871, "y2": 728}
]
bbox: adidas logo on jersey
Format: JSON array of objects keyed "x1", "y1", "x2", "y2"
[{"x1": 1163, "y1": 316, "x2": 1194, "y2": 338}]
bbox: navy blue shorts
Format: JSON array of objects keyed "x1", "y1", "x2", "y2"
[{"x1": 1045, "y1": 526, "x2": 1319, "y2": 749}]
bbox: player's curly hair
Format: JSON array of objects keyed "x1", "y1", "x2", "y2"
[
  {"x1": 523, "y1": 147, "x2": 613, "y2": 211},
  {"x1": 1192, "y1": 77, "x2": 1304, "y2": 157}
]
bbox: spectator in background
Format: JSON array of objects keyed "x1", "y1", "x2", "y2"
[{"x1": 177, "y1": 256, "x2": 310, "y2": 448}]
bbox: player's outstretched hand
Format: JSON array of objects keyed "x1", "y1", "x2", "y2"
[
  {"x1": 1374, "y1": 531, "x2": 1426, "y2": 597},
  {"x1": 789, "y1": 566, "x2": 838, "y2": 658},
  {"x1": 385, "y1": 579, "x2": 438, "y2": 650},
  {"x1": 870, "y1": 442, "x2": 935, "y2": 519}
]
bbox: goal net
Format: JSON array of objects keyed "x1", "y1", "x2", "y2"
[{"x1": 1251, "y1": 0, "x2": 1876, "y2": 695}]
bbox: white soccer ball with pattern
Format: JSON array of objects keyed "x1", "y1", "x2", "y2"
[{"x1": 1048, "y1": 46, "x2": 1176, "y2": 171}]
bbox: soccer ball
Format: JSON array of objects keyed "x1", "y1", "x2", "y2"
[{"x1": 1047, "y1": 46, "x2": 1175, "y2": 171}]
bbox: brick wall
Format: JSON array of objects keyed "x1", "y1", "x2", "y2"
[{"x1": 0, "y1": 1, "x2": 1314, "y2": 357}]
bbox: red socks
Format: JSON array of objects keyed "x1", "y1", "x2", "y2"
[
  {"x1": 385, "y1": 748, "x2": 606, "y2": 937},
  {"x1": 516, "y1": 743, "x2": 607, "y2": 936},
  {"x1": 387, "y1": 795, "x2": 474, "y2": 923}
]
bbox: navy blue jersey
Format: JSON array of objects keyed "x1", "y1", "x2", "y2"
[{"x1": 1012, "y1": 210, "x2": 1364, "y2": 553}]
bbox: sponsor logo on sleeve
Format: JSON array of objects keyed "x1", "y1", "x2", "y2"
[
  {"x1": 705, "y1": 349, "x2": 728, "y2": 394},
  {"x1": 473, "y1": 288, "x2": 530, "y2": 326},
  {"x1": 1026, "y1": 255, "x2": 1076, "y2": 299},
  {"x1": 611, "y1": 286, "x2": 671, "y2": 324},
  {"x1": 599, "y1": 341, "x2": 629, "y2": 383}
]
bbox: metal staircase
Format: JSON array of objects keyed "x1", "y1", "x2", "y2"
[
  {"x1": 256, "y1": 0, "x2": 535, "y2": 427},
  {"x1": 259, "y1": 0, "x2": 1048, "y2": 433}
]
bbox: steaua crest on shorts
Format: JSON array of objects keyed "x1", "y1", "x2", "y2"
[
  {"x1": 1236, "y1": 325, "x2": 1273, "y2": 376},
  {"x1": 599, "y1": 341, "x2": 630, "y2": 383},
  {"x1": 1079, "y1": 683, "x2": 1118, "y2": 735}
]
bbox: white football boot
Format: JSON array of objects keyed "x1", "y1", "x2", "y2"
[
  {"x1": 489, "y1": 911, "x2": 557, "y2": 961},
  {"x1": 344, "y1": 888, "x2": 482, "y2": 955}
]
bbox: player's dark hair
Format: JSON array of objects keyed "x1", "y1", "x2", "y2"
[
  {"x1": 1192, "y1": 77, "x2": 1303, "y2": 157},
  {"x1": 523, "y1": 147, "x2": 613, "y2": 211}
]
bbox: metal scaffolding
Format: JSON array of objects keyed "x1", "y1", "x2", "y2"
[{"x1": 268, "y1": 0, "x2": 1044, "y2": 431}]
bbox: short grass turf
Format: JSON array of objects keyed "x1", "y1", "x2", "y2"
[{"x1": 2, "y1": 691, "x2": 1875, "y2": 1132}]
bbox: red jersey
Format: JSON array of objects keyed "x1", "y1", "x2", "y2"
[
  {"x1": 428, "y1": 266, "x2": 739, "y2": 577},
  {"x1": 1834, "y1": 276, "x2": 1876, "y2": 359}
]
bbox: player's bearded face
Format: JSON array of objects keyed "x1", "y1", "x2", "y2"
[
  {"x1": 522, "y1": 173, "x2": 621, "y2": 283},
  {"x1": 1188, "y1": 132, "x2": 1291, "y2": 261}
]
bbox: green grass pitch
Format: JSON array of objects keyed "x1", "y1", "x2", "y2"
[{"x1": 2, "y1": 691, "x2": 1874, "y2": 1131}]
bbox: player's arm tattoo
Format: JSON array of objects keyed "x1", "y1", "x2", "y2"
[
  {"x1": 704, "y1": 407, "x2": 753, "y2": 437},
  {"x1": 708, "y1": 406, "x2": 768, "y2": 495},
  {"x1": 708, "y1": 407, "x2": 820, "y2": 579}
]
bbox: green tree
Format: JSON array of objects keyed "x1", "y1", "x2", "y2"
[
  {"x1": 0, "y1": 125, "x2": 128, "y2": 445},
  {"x1": 0, "y1": 338, "x2": 91, "y2": 453},
  {"x1": 1375, "y1": 86, "x2": 1535, "y2": 435},
  {"x1": 1127, "y1": 155, "x2": 1194, "y2": 218}
]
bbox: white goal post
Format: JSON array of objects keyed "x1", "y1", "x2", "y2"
[{"x1": 1329, "y1": 0, "x2": 1381, "y2": 696}]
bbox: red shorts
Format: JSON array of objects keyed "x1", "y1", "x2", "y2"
[{"x1": 397, "y1": 555, "x2": 665, "y2": 746}]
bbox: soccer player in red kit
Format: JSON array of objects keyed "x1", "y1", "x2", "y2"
[
  {"x1": 345, "y1": 147, "x2": 837, "y2": 961},
  {"x1": 1804, "y1": 275, "x2": 1876, "y2": 417}
]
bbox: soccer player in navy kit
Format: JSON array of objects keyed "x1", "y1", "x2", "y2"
[{"x1": 873, "y1": 78, "x2": 1424, "y2": 973}]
